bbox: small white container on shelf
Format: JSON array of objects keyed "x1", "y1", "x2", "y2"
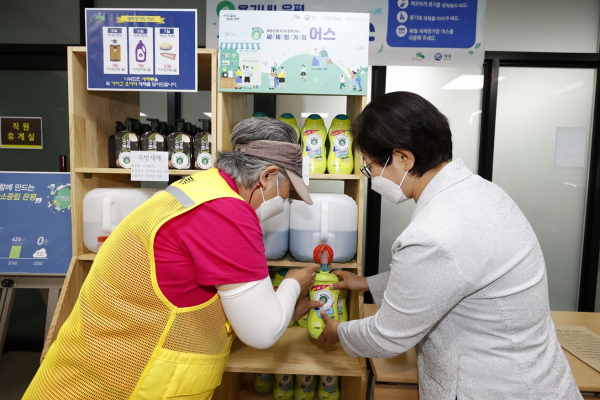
[
  {"x1": 289, "y1": 193, "x2": 358, "y2": 263},
  {"x1": 260, "y1": 199, "x2": 290, "y2": 260},
  {"x1": 83, "y1": 188, "x2": 160, "y2": 253}
]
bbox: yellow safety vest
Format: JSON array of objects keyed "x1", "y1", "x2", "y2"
[{"x1": 24, "y1": 169, "x2": 241, "y2": 400}]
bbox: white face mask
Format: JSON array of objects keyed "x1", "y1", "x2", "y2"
[
  {"x1": 371, "y1": 157, "x2": 410, "y2": 205},
  {"x1": 255, "y1": 177, "x2": 286, "y2": 223}
]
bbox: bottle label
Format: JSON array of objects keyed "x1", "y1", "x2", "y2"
[
  {"x1": 118, "y1": 152, "x2": 133, "y2": 168},
  {"x1": 171, "y1": 153, "x2": 190, "y2": 169},
  {"x1": 197, "y1": 153, "x2": 212, "y2": 170},
  {"x1": 305, "y1": 133, "x2": 323, "y2": 158},
  {"x1": 332, "y1": 134, "x2": 351, "y2": 158},
  {"x1": 301, "y1": 375, "x2": 314, "y2": 393},
  {"x1": 311, "y1": 287, "x2": 335, "y2": 318}
]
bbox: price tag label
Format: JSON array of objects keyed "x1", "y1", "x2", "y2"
[
  {"x1": 131, "y1": 151, "x2": 169, "y2": 182},
  {"x1": 302, "y1": 155, "x2": 310, "y2": 186}
]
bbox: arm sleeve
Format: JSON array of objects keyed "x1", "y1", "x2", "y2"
[
  {"x1": 338, "y1": 232, "x2": 467, "y2": 358},
  {"x1": 218, "y1": 277, "x2": 300, "y2": 349},
  {"x1": 366, "y1": 272, "x2": 390, "y2": 307}
]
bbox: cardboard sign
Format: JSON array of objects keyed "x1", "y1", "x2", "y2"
[{"x1": 0, "y1": 117, "x2": 43, "y2": 149}]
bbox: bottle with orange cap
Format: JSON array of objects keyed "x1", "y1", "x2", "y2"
[{"x1": 307, "y1": 244, "x2": 340, "y2": 339}]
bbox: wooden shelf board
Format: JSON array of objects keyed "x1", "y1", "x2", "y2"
[
  {"x1": 78, "y1": 252, "x2": 358, "y2": 269},
  {"x1": 73, "y1": 168, "x2": 361, "y2": 180},
  {"x1": 268, "y1": 253, "x2": 357, "y2": 269},
  {"x1": 225, "y1": 326, "x2": 364, "y2": 377}
]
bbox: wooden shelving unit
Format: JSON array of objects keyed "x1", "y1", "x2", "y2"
[
  {"x1": 213, "y1": 90, "x2": 368, "y2": 400},
  {"x1": 44, "y1": 46, "x2": 368, "y2": 400}
]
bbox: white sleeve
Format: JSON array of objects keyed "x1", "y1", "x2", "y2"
[{"x1": 218, "y1": 276, "x2": 300, "y2": 349}]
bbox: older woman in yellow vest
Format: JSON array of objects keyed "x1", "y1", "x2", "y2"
[{"x1": 24, "y1": 118, "x2": 320, "y2": 400}]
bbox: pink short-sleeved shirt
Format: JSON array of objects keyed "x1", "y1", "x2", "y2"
[{"x1": 154, "y1": 170, "x2": 268, "y2": 308}]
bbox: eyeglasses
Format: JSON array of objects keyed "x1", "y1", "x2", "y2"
[
  {"x1": 360, "y1": 159, "x2": 378, "y2": 178},
  {"x1": 360, "y1": 154, "x2": 392, "y2": 179}
]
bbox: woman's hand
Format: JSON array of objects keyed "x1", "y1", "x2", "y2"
[
  {"x1": 317, "y1": 311, "x2": 340, "y2": 346},
  {"x1": 330, "y1": 270, "x2": 369, "y2": 292},
  {"x1": 285, "y1": 265, "x2": 320, "y2": 294},
  {"x1": 293, "y1": 291, "x2": 323, "y2": 321}
]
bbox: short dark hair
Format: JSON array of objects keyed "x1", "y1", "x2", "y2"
[{"x1": 353, "y1": 91, "x2": 452, "y2": 177}]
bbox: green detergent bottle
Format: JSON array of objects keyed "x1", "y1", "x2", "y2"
[
  {"x1": 326, "y1": 114, "x2": 354, "y2": 174},
  {"x1": 294, "y1": 375, "x2": 316, "y2": 400},
  {"x1": 252, "y1": 111, "x2": 268, "y2": 118},
  {"x1": 318, "y1": 376, "x2": 340, "y2": 400},
  {"x1": 279, "y1": 113, "x2": 301, "y2": 143},
  {"x1": 337, "y1": 288, "x2": 348, "y2": 323},
  {"x1": 307, "y1": 271, "x2": 340, "y2": 339},
  {"x1": 273, "y1": 374, "x2": 294, "y2": 400},
  {"x1": 301, "y1": 114, "x2": 327, "y2": 174},
  {"x1": 273, "y1": 269, "x2": 295, "y2": 328},
  {"x1": 298, "y1": 313, "x2": 308, "y2": 328},
  {"x1": 254, "y1": 373, "x2": 275, "y2": 394}
]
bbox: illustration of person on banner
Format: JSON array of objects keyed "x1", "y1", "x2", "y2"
[
  {"x1": 319, "y1": 47, "x2": 329, "y2": 70},
  {"x1": 312, "y1": 48, "x2": 319, "y2": 70}
]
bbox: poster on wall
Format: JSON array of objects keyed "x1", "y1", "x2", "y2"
[
  {"x1": 0, "y1": 172, "x2": 72, "y2": 275},
  {"x1": 208, "y1": 0, "x2": 486, "y2": 67},
  {"x1": 85, "y1": 8, "x2": 197, "y2": 91},
  {"x1": 218, "y1": 11, "x2": 369, "y2": 95}
]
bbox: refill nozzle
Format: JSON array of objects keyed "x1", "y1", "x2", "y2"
[{"x1": 313, "y1": 244, "x2": 334, "y2": 273}]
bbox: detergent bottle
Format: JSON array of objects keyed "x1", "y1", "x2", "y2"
[
  {"x1": 273, "y1": 269, "x2": 295, "y2": 328},
  {"x1": 254, "y1": 373, "x2": 275, "y2": 394},
  {"x1": 308, "y1": 245, "x2": 340, "y2": 339},
  {"x1": 252, "y1": 111, "x2": 268, "y2": 118},
  {"x1": 337, "y1": 288, "x2": 348, "y2": 323},
  {"x1": 279, "y1": 113, "x2": 301, "y2": 143},
  {"x1": 298, "y1": 313, "x2": 308, "y2": 328},
  {"x1": 318, "y1": 376, "x2": 340, "y2": 400},
  {"x1": 273, "y1": 374, "x2": 294, "y2": 400},
  {"x1": 294, "y1": 375, "x2": 316, "y2": 400},
  {"x1": 326, "y1": 114, "x2": 354, "y2": 174},
  {"x1": 301, "y1": 114, "x2": 327, "y2": 174}
]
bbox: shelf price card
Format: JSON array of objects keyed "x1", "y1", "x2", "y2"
[{"x1": 86, "y1": 8, "x2": 197, "y2": 91}]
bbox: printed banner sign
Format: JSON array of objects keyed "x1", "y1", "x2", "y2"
[
  {"x1": 86, "y1": 8, "x2": 198, "y2": 91},
  {"x1": 218, "y1": 11, "x2": 369, "y2": 95},
  {"x1": 208, "y1": 0, "x2": 486, "y2": 67},
  {"x1": 0, "y1": 117, "x2": 43, "y2": 149},
  {"x1": 0, "y1": 172, "x2": 72, "y2": 275}
]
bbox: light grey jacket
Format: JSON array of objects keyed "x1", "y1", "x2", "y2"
[{"x1": 339, "y1": 159, "x2": 581, "y2": 400}]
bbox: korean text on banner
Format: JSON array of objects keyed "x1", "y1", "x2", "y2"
[
  {"x1": 207, "y1": 0, "x2": 486, "y2": 67},
  {"x1": 218, "y1": 11, "x2": 369, "y2": 95}
]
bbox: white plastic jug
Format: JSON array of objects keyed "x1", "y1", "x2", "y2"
[
  {"x1": 290, "y1": 193, "x2": 358, "y2": 263},
  {"x1": 83, "y1": 188, "x2": 160, "y2": 252},
  {"x1": 260, "y1": 199, "x2": 290, "y2": 260}
]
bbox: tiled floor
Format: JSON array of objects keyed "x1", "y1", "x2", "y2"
[{"x1": 0, "y1": 351, "x2": 40, "y2": 399}]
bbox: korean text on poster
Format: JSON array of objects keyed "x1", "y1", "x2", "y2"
[
  {"x1": 0, "y1": 172, "x2": 71, "y2": 275},
  {"x1": 86, "y1": 9, "x2": 197, "y2": 91}
]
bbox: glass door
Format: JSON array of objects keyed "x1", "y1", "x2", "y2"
[{"x1": 492, "y1": 67, "x2": 596, "y2": 311}]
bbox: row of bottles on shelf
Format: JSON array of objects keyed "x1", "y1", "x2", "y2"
[
  {"x1": 109, "y1": 117, "x2": 212, "y2": 170},
  {"x1": 253, "y1": 112, "x2": 355, "y2": 175},
  {"x1": 254, "y1": 374, "x2": 340, "y2": 400}
]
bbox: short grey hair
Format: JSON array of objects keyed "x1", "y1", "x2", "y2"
[{"x1": 214, "y1": 118, "x2": 297, "y2": 188}]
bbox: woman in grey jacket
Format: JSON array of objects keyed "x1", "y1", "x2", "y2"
[{"x1": 317, "y1": 92, "x2": 581, "y2": 400}]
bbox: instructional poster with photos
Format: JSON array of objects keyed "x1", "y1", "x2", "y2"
[{"x1": 86, "y1": 8, "x2": 197, "y2": 91}]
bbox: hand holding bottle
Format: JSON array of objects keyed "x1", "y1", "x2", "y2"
[
  {"x1": 329, "y1": 271, "x2": 369, "y2": 292},
  {"x1": 285, "y1": 265, "x2": 320, "y2": 294}
]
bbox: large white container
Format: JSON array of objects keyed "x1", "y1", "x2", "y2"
[
  {"x1": 83, "y1": 188, "x2": 160, "y2": 252},
  {"x1": 290, "y1": 193, "x2": 358, "y2": 263},
  {"x1": 260, "y1": 200, "x2": 290, "y2": 260}
]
